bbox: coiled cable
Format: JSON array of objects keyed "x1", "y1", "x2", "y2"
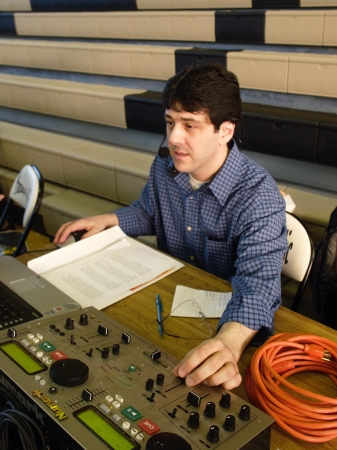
[
  {"x1": 245, "y1": 333, "x2": 337, "y2": 443},
  {"x1": 0, "y1": 388, "x2": 47, "y2": 450}
]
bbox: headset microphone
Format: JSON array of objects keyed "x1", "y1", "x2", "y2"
[
  {"x1": 157, "y1": 134, "x2": 179, "y2": 177},
  {"x1": 158, "y1": 134, "x2": 170, "y2": 158}
]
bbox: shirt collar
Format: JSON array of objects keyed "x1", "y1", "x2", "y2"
[
  {"x1": 165, "y1": 140, "x2": 242, "y2": 201},
  {"x1": 208, "y1": 141, "x2": 242, "y2": 206}
]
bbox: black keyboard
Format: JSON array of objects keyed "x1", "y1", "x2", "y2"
[{"x1": 0, "y1": 282, "x2": 42, "y2": 331}]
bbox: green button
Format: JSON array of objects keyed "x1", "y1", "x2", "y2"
[
  {"x1": 39, "y1": 342, "x2": 56, "y2": 352},
  {"x1": 128, "y1": 365, "x2": 137, "y2": 372},
  {"x1": 122, "y1": 406, "x2": 143, "y2": 422}
]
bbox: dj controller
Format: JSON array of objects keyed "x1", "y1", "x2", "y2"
[{"x1": 0, "y1": 306, "x2": 273, "y2": 449}]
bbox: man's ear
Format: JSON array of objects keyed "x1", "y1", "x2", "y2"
[{"x1": 219, "y1": 121, "x2": 235, "y2": 144}]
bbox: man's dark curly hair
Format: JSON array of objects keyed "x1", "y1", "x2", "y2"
[{"x1": 162, "y1": 62, "x2": 241, "y2": 130}]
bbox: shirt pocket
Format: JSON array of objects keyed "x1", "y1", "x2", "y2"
[{"x1": 205, "y1": 237, "x2": 234, "y2": 280}]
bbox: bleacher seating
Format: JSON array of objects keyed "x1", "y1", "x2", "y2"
[
  {"x1": 0, "y1": 2, "x2": 337, "y2": 244},
  {"x1": 1, "y1": 72, "x2": 336, "y2": 166},
  {"x1": 1, "y1": 40, "x2": 337, "y2": 100},
  {"x1": 2, "y1": 0, "x2": 337, "y2": 12},
  {"x1": 1, "y1": 9, "x2": 337, "y2": 46}
]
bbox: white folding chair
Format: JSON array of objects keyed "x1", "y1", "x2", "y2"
[
  {"x1": 0, "y1": 165, "x2": 44, "y2": 257},
  {"x1": 282, "y1": 212, "x2": 315, "y2": 312}
]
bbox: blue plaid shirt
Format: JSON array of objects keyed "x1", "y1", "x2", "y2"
[{"x1": 115, "y1": 142, "x2": 288, "y2": 344}]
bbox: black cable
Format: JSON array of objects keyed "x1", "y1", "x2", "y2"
[
  {"x1": 0, "y1": 387, "x2": 20, "y2": 411},
  {"x1": 0, "y1": 396, "x2": 48, "y2": 450},
  {"x1": 17, "y1": 247, "x2": 57, "y2": 256},
  {"x1": 157, "y1": 298, "x2": 215, "y2": 339},
  {"x1": 0, "y1": 414, "x2": 31, "y2": 450},
  {"x1": 1, "y1": 414, "x2": 32, "y2": 450}
]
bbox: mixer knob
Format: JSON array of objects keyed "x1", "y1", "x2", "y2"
[
  {"x1": 148, "y1": 393, "x2": 156, "y2": 403},
  {"x1": 223, "y1": 414, "x2": 236, "y2": 432},
  {"x1": 112, "y1": 344, "x2": 120, "y2": 355},
  {"x1": 156, "y1": 373, "x2": 165, "y2": 386},
  {"x1": 204, "y1": 401, "x2": 216, "y2": 418},
  {"x1": 101, "y1": 347, "x2": 109, "y2": 359},
  {"x1": 81, "y1": 388, "x2": 93, "y2": 402},
  {"x1": 239, "y1": 405, "x2": 251, "y2": 421},
  {"x1": 187, "y1": 411, "x2": 200, "y2": 429},
  {"x1": 79, "y1": 314, "x2": 88, "y2": 326},
  {"x1": 98, "y1": 324, "x2": 109, "y2": 336},
  {"x1": 146, "y1": 378, "x2": 154, "y2": 391},
  {"x1": 186, "y1": 391, "x2": 201, "y2": 407},
  {"x1": 122, "y1": 332, "x2": 131, "y2": 343},
  {"x1": 168, "y1": 408, "x2": 177, "y2": 418},
  {"x1": 207, "y1": 425, "x2": 220, "y2": 443},
  {"x1": 65, "y1": 318, "x2": 74, "y2": 330},
  {"x1": 219, "y1": 392, "x2": 231, "y2": 408},
  {"x1": 151, "y1": 350, "x2": 161, "y2": 360},
  {"x1": 7, "y1": 327, "x2": 16, "y2": 338}
]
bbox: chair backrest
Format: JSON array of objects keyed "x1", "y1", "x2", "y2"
[
  {"x1": 282, "y1": 212, "x2": 315, "y2": 311},
  {"x1": 282, "y1": 212, "x2": 313, "y2": 281},
  {"x1": 8, "y1": 165, "x2": 44, "y2": 227},
  {"x1": 0, "y1": 165, "x2": 44, "y2": 257}
]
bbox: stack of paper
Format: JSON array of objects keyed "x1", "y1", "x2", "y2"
[{"x1": 28, "y1": 227, "x2": 184, "y2": 310}]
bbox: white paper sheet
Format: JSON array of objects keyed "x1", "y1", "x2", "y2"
[
  {"x1": 171, "y1": 285, "x2": 232, "y2": 318},
  {"x1": 28, "y1": 227, "x2": 184, "y2": 309},
  {"x1": 284, "y1": 194, "x2": 296, "y2": 213}
]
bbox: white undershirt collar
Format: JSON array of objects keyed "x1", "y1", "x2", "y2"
[{"x1": 189, "y1": 173, "x2": 211, "y2": 191}]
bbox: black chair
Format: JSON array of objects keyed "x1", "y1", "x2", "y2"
[{"x1": 0, "y1": 165, "x2": 44, "y2": 257}]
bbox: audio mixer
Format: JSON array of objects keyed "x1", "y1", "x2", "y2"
[{"x1": 0, "y1": 306, "x2": 273, "y2": 449}]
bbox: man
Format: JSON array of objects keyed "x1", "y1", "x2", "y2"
[{"x1": 54, "y1": 63, "x2": 288, "y2": 390}]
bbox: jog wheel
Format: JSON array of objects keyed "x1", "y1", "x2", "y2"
[
  {"x1": 50, "y1": 358, "x2": 89, "y2": 387},
  {"x1": 146, "y1": 432, "x2": 192, "y2": 450}
]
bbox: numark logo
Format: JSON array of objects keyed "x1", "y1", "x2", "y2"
[{"x1": 32, "y1": 389, "x2": 69, "y2": 421}]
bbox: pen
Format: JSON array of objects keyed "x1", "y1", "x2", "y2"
[{"x1": 156, "y1": 294, "x2": 163, "y2": 339}]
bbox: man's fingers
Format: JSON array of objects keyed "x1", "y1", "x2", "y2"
[
  {"x1": 54, "y1": 219, "x2": 93, "y2": 243},
  {"x1": 221, "y1": 370, "x2": 242, "y2": 390},
  {"x1": 54, "y1": 214, "x2": 118, "y2": 244},
  {"x1": 203, "y1": 361, "x2": 241, "y2": 389},
  {"x1": 174, "y1": 338, "x2": 241, "y2": 390},
  {"x1": 184, "y1": 349, "x2": 227, "y2": 386},
  {"x1": 185, "y1": 354, "x2": 239, "y2": 387},
  {"x1": 175, "y1": 339, "x2": 224, "y2": 379},
  {"x1": 54, "y1": 222, "x2": 74, "y2": 243},
  {"x1": 54, "y1": 223, "x2": 79, "y2": 243}
]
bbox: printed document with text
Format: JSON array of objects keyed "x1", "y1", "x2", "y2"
[{"x1": 28, "y1": 227, "x2": 184, "y2": 309}]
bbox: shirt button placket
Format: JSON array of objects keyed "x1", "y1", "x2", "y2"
[{"x1": 185, "y1": 195, "x2": 198, "y2": 263}]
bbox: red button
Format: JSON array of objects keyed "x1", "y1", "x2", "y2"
[
  {"x1": 50, "y1": 350, "x2": 68, "y2": 360},
  {"x1": 138, "y1": 419, "x2": 160, "y2": 435}
]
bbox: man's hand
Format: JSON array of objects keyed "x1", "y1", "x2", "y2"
[
  {"x1": 173, "y1": 322, "x2": 257, "y2": 390},
  {"x1": 53, "y1": 213, "x2": 119, "y2": 245},
  {"x1": 0, "y1": 194, "x2": 4, "y2": 201}
]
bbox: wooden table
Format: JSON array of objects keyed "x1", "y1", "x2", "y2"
[{"x1": 18, "y1": 249, "x2": 337, "y2": 450}]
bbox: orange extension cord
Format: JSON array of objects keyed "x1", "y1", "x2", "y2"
[{"x1": 245, "y1": 333, "x2": 337, "y2": 443}]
